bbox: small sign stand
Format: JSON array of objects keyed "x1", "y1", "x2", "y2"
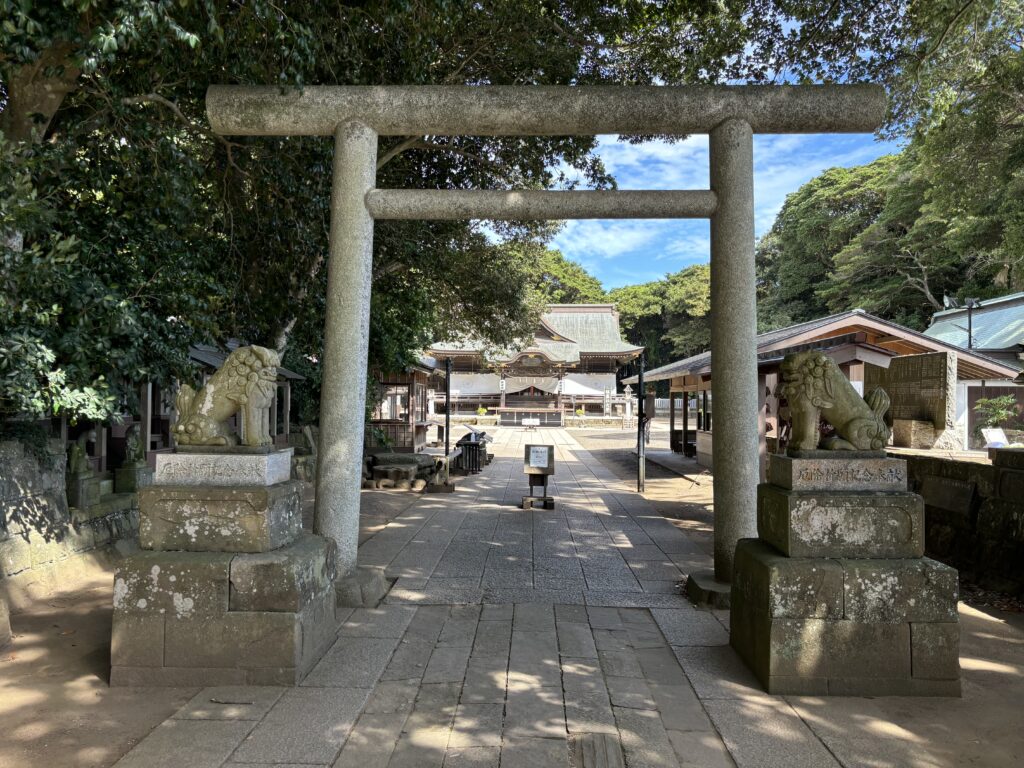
[
  {"x1": 522, "y1": 417, "x2": 540, "y2": 431},
  {"x1": 522, "y1": 444, "x2": 555, "y2": 510}
]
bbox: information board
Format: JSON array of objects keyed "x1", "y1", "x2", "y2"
[{"x1": 529, "y1": 446, "x2": 549, "y2": 468}]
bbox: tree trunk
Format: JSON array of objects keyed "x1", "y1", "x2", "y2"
[{"x1": 0, "y1": 42, "x2": 80, "y2": 142}]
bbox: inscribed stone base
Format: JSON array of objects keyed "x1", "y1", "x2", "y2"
[
  {"x1": 110, "y1": 536, "x2": 338, "y2": 686},
  {"x1": 731, "y1": 538, "x2": 960, "y2": 697},
  {"x1": 154, "y1": 448, "x2": 293, "y2": 487},
  {"x1": 757, "y1": 484, "x2": 924, "y2": 558},
  {"x1": 115, "y1": 465, "x2": 154, "y2": 494},
  {"x1": 768, "y1": 454, "x2": 908, "y2": 492},
  {"x1": 138, "y1": 481, "x2": 301, "y2": 553}
]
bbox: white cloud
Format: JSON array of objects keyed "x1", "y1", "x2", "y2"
[{"x1": 551, "y1": 132, "x2": 900, "y2": 288}]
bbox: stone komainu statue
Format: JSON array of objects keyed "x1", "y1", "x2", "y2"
[
  {"x1": 174, "y1": 345, "x2": 279, "y2": 447},
  {"x1": 777, "y1": 351, "x2": 891, "y2": 452}
]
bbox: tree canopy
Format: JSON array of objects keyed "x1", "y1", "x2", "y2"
[
  {"x1": 609, "y1": 264, "x2": 711, "y2": 375},
  {"x1": 757, "y1": 0, "x2": 1024, "y2": 331},
  {"x1": 529, "y1": 247, "x2": 607, "y2": 305},
  {"x1": 2, "y1": 0, "x2": 1020, "y2": 420}
]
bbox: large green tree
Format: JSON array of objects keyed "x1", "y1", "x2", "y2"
[
  {"x1": 528, "y1": 247, "x2": 606, "y2": 305},
  {"x1": 1, "y1": 0, "x2": 765, "y2": 421},
  {"x1": 755, "y1": 0, "x2": 1024, "y2": 332},
  {"x1": 610, "y1": 263, "x2": 711, "y2": 372},
  {"x1": 5, "y1": 0, "x2": 1016, "y2": 420}
]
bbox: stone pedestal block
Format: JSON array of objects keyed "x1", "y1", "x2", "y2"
[
  {"x1": 155, "y1": 448, "x2": 293, "y2": 487},
  {"x1": 993, "y1": 447, "x2": 1024, "y2": 470},
  {"x1": 110, "y1": 534, "x2": 338, "y2": 686},
  {"x1": 230, "y1": 534, "x2": 337, "y2": 612},
  {"x1": 115, "y1": 465, "x2": 154, "y2": 494},
  {"x1": 138, "y1": 481, "x2": 301, "y2": 553},
  {"x1": 892, "y1": 419, "x2": 936, "y2": 449},
  {"x1": 67, "y1": 474, "x2": 101, "y2": 509},
  {"x1": 994, "y1": 467, "x2": 1024, "y2": 503},
  {"x1": 731, "y1": 538, "x2": 960, "y2": 697},
  {"x1": 758, "y1": 484, "x2": 924, "y2": 558},
  {"x1": 768, "y1": 454, "x2": 908, "y2": 492}
]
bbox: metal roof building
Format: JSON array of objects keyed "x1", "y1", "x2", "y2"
[{"x1": 924, "y1": 293, "x2": 1024, "y2": 370}]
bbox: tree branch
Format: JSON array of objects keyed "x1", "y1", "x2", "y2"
[{"x1": 122, "y1": 92, "x2": 247, "y2": 175}]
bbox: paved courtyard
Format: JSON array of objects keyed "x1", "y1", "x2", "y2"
[{"x1": 106, "y1": 428, "x2": 1023, "y2": 768}]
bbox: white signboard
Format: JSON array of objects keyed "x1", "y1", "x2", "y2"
[
  {"x1": 529, "y1": 446, "x2": 549, "y2": 468},
  {"x1": 499, "y1": 378, "x2": 506, "y2": 391},
  {"x1": 982, "y1": 427, "x2": 1009, "y2": 447}
]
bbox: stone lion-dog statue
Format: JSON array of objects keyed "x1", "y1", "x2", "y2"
[
  {"x1": 777, "y1": 351, "x2": 891, "y2": 452},
  {"x1": 173, "y1": 345, "x2": 280, "y2": 447}
]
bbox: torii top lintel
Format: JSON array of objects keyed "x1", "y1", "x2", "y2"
[{"x1": 205, "y1": 84, "x2": 886, "y2": 137}]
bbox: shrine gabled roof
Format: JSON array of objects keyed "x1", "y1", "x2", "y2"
[
  {"x1": 427, "y1": 303, "x2": 643, "y2": 365},
  {"x1": 625, "y1": 309, "x2": 1018, "y2": 384}
]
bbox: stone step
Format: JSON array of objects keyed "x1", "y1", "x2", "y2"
[{"x1": 570, "y1": 732, "x2": 625, "y2": 768}]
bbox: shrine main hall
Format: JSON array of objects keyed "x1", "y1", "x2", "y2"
[{"x1": 428, "y1": 303, "x2": 642, "y2": 425}]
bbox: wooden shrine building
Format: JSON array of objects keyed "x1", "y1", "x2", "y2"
[{"x1": 427, "y1": 304, "x2": 643, "y2": 426}]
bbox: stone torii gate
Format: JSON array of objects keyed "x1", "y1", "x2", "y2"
[{"x1": 206, "y1": 85, "x2": 885, "y2": 590}]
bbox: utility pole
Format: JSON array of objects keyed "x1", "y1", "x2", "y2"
[
  {"x1": 445, "y1": 357, "x2": 452, "y2": 457},
  {"x1": 966, "y1": 298, "x2": 980, "y2": 349},
  {"x1": 637, "y1": 354, "x2": 646, "y2": 493}
]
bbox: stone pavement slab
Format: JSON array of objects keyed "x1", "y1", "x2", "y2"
[
  {"x1": 229, "y1": 687, "x2": 370, "y2": 764},
  {"x1": 112, "y1": 720, "x2": 255, "y2": 768}
]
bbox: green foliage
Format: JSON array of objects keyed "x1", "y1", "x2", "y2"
[
  {"x1": 4, "y1": 0, "x2": 1021, "y2": 425},
  {"x1": 610, "y1": 264, "x2": 711, "y2": 376},
  {"x1": 476, "y1": 406, "x2": 487, "y2": 416},
  {"x1": 756, "y1": 1, "x2": 1024, "y2": 333},
  {"x1": 2, "y1": 0, "x2": 789, "y2": 424},
  {"x1": 973, "y1": 396, "x2": 1020, "y2": 430},
  {"x1": 529, "y1": 247, "x2": 606, "y2": 305},
  {"x1": 757, "y1": 157, "x2": 896, "y2": 327}
]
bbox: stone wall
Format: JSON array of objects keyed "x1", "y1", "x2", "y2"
[
  {"x1": 0, "y1": 440, "x2": 139, "y2": 617},
  {"x1": 895, "y1": 450, "x2": 1024, "y2": 596}
]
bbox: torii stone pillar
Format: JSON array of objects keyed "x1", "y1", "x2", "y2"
[
  {"x1": 206, "y1": 85, "x2": 885, "y2": 595},
  {"x1": 315, "y1": 120, "x2": 377, "y2": 576}
]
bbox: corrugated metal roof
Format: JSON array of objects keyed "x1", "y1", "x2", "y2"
[{"x1": 925, "y1": 293, "x2": 1024, "y2": 351}]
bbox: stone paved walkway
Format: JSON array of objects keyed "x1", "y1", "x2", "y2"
[{"x1": 110, "y1": 428, "x2": 1024, "y2": 768}]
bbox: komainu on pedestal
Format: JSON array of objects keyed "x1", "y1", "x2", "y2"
[
  {"x1": 110, "y1": 346, "x2": 337, "y2": 686},
  {"x1": 731, "y1": 352, "x2": 961, "y2": 696}
]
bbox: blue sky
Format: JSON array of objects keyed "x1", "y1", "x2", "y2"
[{"x1": 549, "y1": 133, "x2": 902, "y2": 290}]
